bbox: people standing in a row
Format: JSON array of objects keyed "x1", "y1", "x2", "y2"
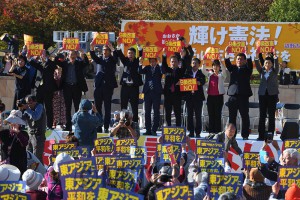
[
  {"x1": 255, "y1": 49, "x2": 279, "y2": 141},
  {"x1": 116, "y1": 38, "x2": 143, "y2": 123},
  {"x1": 90, "y1": 43, "x2": 118, "y2": 133},
  {"x1": 225, "y1": 46, "x2": 253, "y2": 140},
  {"x1": 202, "y1": 56, "x2": 227, "y2": 134}
]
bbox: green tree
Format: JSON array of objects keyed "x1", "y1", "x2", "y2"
[{"x1": 268, "y1": 0, "x2": 300, "y2": 22}]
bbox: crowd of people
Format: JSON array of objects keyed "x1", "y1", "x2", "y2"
[{"x1": 0, "y1": 33, "x2": 299, "y2": 200}]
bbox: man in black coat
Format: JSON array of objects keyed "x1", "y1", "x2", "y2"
[
  {"x1": 28, "y1": 50, "x2": 57, "y2": 129},
  {"x1": 56, "y1": 49, "x2": 88, "y2": 131},
  {"x1": 184, "y1": 58, "x2": 206, "y2": 137},
  {"x1": 225, "y1": 47, "x2": 253, "y2": 139},
  {"x1": 90, "y1": 43, "x2": 118, "y2": 133}
]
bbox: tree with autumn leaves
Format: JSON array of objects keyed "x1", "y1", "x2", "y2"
[{"x1": 0, "y1": 0, "x2": 299, "y2": 50}]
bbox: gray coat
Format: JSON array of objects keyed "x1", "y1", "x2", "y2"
[
  {"x1": 255, "y1": 58, "x2": 279, "y2": 96},
  {"x1": 214, "y1": 131, "x2": 243, "y2": 155}
]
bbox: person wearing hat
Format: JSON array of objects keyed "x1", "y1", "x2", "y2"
[
  {"x1": 0, "y1": 164, "x2": 21, "y2": 181},
  {"x1": 44, "y1": 152, "x2": 74, "y2": 200},
  {"x1": 0, "y1": 109, "x2": 29, "y2": 175},
  {"x1": 243, "y1": 168, "x2": 272, "y2": 200},
  {"x1": 72, "y1": 99, "x2": 101, "y2": 148},
  {"x1": 89, "y1": 42, "x2": 118, "y2": 133},
  {"x1": 116, "y1": 37, "x2": 143, "y2": 124},
  {"x1": 22, "y1": 169, "x2": 47, "y2": 200},
  {"x1": 110, "y1": 110, "x2": 120, "y2": 127},
  {"x1": 27, "y1": 50, "x2": 57, "y2": 130}
]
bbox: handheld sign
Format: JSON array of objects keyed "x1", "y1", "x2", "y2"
[
  {"x1": 208, "y1": 173, "x2": 243, "y2": 200},
  {"x1": 0, "y1": 192, "x2": 30, "y2": 200},
  {"x1": 198, "y1": 158, "x2": 224, "y2": 174},
  {"x1": 58, "y1": 157, "x2": 97, "y2": 178},
  {"x1": 97, "y1": 187, "x2": 144, "y2": 200},
  {"x1": 91, "y1": 32, "x2": 109, "y2": 45},
  {"x1": 63, "y1": 38, "x2": 79, "y2": 50},
  {"x1": 27, "y1": 43, "x2": 44, "y2": 56},
  {"x1": 228, "y1": 41, "x2": 246, "y2": 53},
  {"x1": 243, "y1": 152, "x2": 259, "y2": 168},
  {"x1": 119, "y1": 32, "x2": 136, "y2": 44},
  {"x1": 278, "y1": 166, "x2": 300, "y2": 190},
  {"x1": 256, "y1": 40, "x2": 275, "y2": 53},
  {"x1": 115, "y1": 138, "x2": 137, "y2": 155},
  {"x1": 94, "y1": 137, "x2": 114, "y2": 154},
  {"x1": 203, "y1": 47, "x2": 220, "y2": 60},
  {"x1": 0, "y1": 181, "x2": 26, "y2": 193},
  {"x1": 108, "y1": 168, "x2": 137, "y2": 191},
  {"x1": 158, "y1": 143, "x2": 182, "y2": 163},
  {"x1": 130, "y1": 146, "x2": 147, "y2": 164},
  {"x1": 162, "y1": 126, "x2": 186, "y2": 143},
  {"x1": 284, "y1": 139, "x2": 300, "y2": 153},
  {"x1": 52, "y1": 143, "x2": 77, "y2": 156},
  {"x1": 165, "y1": 40, "x2": 182, "y2": 53},
  {"x1": 155, "y1": 184, "x2": 194, "y2": 200},
  {"x1": 196, "y1": 139, "x2": 224, "y2": 158},
  {"x1": 24, "y1": 34, "x2": 33, "y2": 46},
  {"x1": 179, "y1": 78, "x2": 198, "y2": 92},
  {"x1": 142, "y1": 45, "x2": 159, "y2": 58}
]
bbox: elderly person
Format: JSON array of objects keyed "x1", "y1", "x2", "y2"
[
  {"x1": 0, "y1": 110, "x2": 29, "y2": 174},
  {"x1": 110, "y1": 110, "x2": 140, "y2": 140}
]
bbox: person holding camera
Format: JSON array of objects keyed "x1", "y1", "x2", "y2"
[
  {"x1": 110, "y1": 110, "x2": 140, "y2": 139},
  {"x1": 0, "y1": 33, "x2": 19, "y2": 58},
  {"x1": 22, "y1": 95, "x2": 46, "y2": 164}
]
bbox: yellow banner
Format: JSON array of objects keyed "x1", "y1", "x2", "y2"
[
  {"x1": 23, "y1": 34, "x2": 33, "y2": 46},
  {"x1": 122, "y1": 20, "x2": 300, "y2": 70}
]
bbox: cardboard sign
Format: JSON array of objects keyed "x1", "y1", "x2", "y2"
[
  {"x1": 179, "y1": 78, "x2": 198, "y2": 92},
  {"x1": 130, "y1": 146, "x2": 147, "y2": 164},
  {"x1": 165, "y1": 40, "x2": 182, "y2": 53},
  {"x1": 203, "y1": 47, "x2": 220, "y2": 60},
  {"x1": 115, "y1": 138, "x2": 137, "y2": 155},
  {"x1": 108, "y1": 168, "x2": 137, "y2": 191},
  {"x1": 256, "y1": 40, "x2": 275, "y2": 53},
  {"x1": 278, "y1": 166, "x2": 300, "y2": 190},
  {"x1": 52, "y1": 143, "x2": 77, "y2": 153},
  {"x1": 284, "y1": 139, "x2": 300, "y2": 152},
  {"x1": 92, "y1": 32, "x2": 109, "y2": 45},
  {"x1": 162, "y1": 127, "x2": 186, "y2": 143},
  {"x1": 196, "y1": 140, "x2": 224, "y2": 158},
  {"x1": 97, "y1": 187, "x2": 144, "y2": 200},
  {"x1": 65, "y1": 190, "x2": 98, "y2": 200},
  {"x1": 58, "y1": 157, "x2": 97, "y2": 178},
  {"x1": 95, "y1": 155, "x2": 129, "y2": 170},
  {"x1": 63, "y1": 38, "x2": 80, "y2": 50},
  {"x1": 155, "y1": 184, "x2": 194, "y2": 200},
  {"x1": 157, "y1": 144, "x2": 182, "y2": 163},
  {"x1": 243, "y1": 152, "x2": 259, "y2": 168},
  {"x1": 198, "y1": 158, "x2": 224, "y2": 174},
  {"x1": 27, "y1": 43, "x2": 44, "y2": 56},
  {"x1": 94, "y1": 138, "x2": 114, "y2": 154},
  {"x1": 0, "y1": 192, "x2": 30, "y2": 200},
  {"x1": 228, "y1": 41, "x2": 246, "y2": 53},
  {"x1": 119, "y1": 32, "x2": 136, "y2": 44},
  {"x1": 142, "y1": 45, "x2": 159, "y2": 58},
  {"x1": 0, "y1": 181, "x2": 25, "y2": 193},
  {"x1": 208, "y1": 173, "x2": 243, "y2": 200},
  {"x1": 53, "y1": 146, "x2": 91, "y2": 159},
  {"x1": 24, "y1": 34, "x2": 33, "y2": 46}
]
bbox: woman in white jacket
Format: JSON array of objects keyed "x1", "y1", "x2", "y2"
[{"x1": 202, "y1": 57, "x2": 227, "y2": 133}]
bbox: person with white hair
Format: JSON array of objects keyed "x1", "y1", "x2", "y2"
[
  {"x1": 110, "y1": 109, "x2": 140, "y2": 139},
  {"x1": 22, "y1": 169, "x2": 47, "y2": 200}
]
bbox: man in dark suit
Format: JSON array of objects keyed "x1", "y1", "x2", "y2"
[
  {"x1": 90, "y1": 43, "x2": 118, "y2": 133},
  {"x1": 28, "y1": 50, "x2": 57, "y2": 129},
  {"x1": 56, "y1": 49, "x2": 88, "y2": 131},
  {"x1": 138, "y1": 56, "x2": 164, "y2": 136},
  {"x1": 162, "y1": 50, "x2": 187, "y2": 127},
  {"x1": 116, "y1": 39, "x2": 143, "y2": 123},
  {"x1": 184, "y1": 58, "x2": 206, "y2": 137},
  {"x1": 225, "y1": 47, "x2": 253, "y2": 139}
]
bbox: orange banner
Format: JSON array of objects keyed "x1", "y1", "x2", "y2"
[
  {"x1": 142, "y1": 45, "x2": 159, "y2": 58},
  {"x1": 62, "y1": 38, "x2": 79, "y2": 50},
  {"x1": 27, "y1": 43, "x2": 43, "y2": 56},
  {"x1": 256, "y1": 40, "x2": 275, "y2": 54},
  {"x1": 119, "y1": 32, "x2": 135, "y2": 44},
  {"x1": 92, "y1": 32, "x2": 109, "y2": 45},
  {"x1": 179, "y1": 78, "x2": 198, "y2": 92},
  {"x1": 122, "y1": 20, "x2": 300, "y2": 70}
]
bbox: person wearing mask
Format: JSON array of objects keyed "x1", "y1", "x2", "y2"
[{"x1": 202, "y1": 56, "x2": 227, "y2": 134}]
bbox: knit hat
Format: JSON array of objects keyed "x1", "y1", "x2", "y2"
[
  {"x1": 79, "y1": 99, "x2": 92, "y2": 111},
  {"x1": 249, "y1": 168, "x2": 265, "y2": 183},
  {"x1": 22, "y1": 169, "x2": 43, "y2": 190},
  {"x1": 285, "y1": 183, "x2": 300, "y2": 200},
  {"x1": 53, "y1": 152, "x2": 74, "y2": 172},
  {"x1": 0, "y1": 164, "x2": 21, "y2": 181},
  {"x1": 5, "y1": 109, "x2": 26, "y2": 125}
]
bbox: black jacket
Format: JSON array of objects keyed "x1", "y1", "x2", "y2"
[{"x1": 183, "y1": 67, "x2": 206, "y2": 100}]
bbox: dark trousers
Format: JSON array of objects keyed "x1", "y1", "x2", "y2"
[
  {"x1": 186, "y1": 96, "x2": 203, "y2": 135},
  {"x1": 63, "y1": 84, "x2": 82, "y2": 130},
  {"x1": 144, "y1": 91, "x2": 161, "y2": 133},
  {"x1": 164, "y1": 93, "x2": 182, "y2": 126},
  {"x1": 120, "y1": 85, "x2": 139, "y2": 122},
  {"x1": 207, "y1": 95, "x2": 224, "y2": 133},
  {"x1": 228, "y1": 95, "x2": 250, "y2": 138},
  {"x1": 258, "y1": 94, "x2": 278, "y2": 139},
  {"x1": 36, "y1": 86, "x2": 54, "y2": 128},
  {"x1": 94, "y1": 87, "x2": 113, "y2": 130}
]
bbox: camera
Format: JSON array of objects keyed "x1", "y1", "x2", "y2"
[
  {"x1": 120, "y1": 115, "x2": 130, "y2": 126},
  {"x1": 17, "y1": 98, "x2": 26, "y2": 108}
]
